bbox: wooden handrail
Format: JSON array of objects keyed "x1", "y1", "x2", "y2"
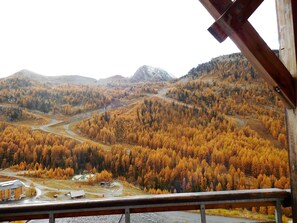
[{"x1": 0, "y1": 189, "x2": 291, "y2": 222}]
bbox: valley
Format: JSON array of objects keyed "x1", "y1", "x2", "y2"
[{"x1": 0, "y1": 53, "x2": 292, "y2": 221}]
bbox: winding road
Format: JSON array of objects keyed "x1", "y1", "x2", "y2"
[
  {"x1": 34, "y1": 88, "x2": 196, "y2": 145},
  {"x1": 35, "y1": 118, "x2": 83, "y2": 143}
]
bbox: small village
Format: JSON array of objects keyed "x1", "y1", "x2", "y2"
[{"x1": 0, "y1": 173, "x2": 116, "y2": 203}]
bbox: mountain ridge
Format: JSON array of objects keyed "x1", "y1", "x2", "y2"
[
  {"x1": 2, "y1": 65, "x2": 174, "y2": 86},
  {"x1": 97, "y1": 75, "x2": 129, "y2": 86},
  {"x1": 4, "y1": 69, "x2": 98, "y2": 86}
]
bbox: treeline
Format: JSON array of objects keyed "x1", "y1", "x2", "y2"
[
  {"x1": 0, "y1": 79, "x2": 111, "y2": 115},
  {"x1": 106, "y1": 144, "x2": 289, "y2": 193},
  {"x1": 0, "y1": 122, "x2": 105, "y2": 171},
  {"x1": 0, "y1": 106, "x2": 22, "y2": 121},
  {"x1": 0, "y1": 119, "x2": 289, "y2": 193},
  {"x1": 16, "y1": 164, "x2": 75, "y2": 180},
  {"x1": 76, "y1": 98, "x2": 289, "y2": 191},
  {"x1": 0, "y1": 118, "x2": 291, "y2": 215},
  {"x1": 0, "y1": 78, "x2": 166, "y2": 116},
  {"x1": 0, "y1": 106, "x2": 43, "y2": 123}
]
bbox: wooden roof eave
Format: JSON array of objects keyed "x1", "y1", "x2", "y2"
[{"x1": 199, "y1": 0, "x2": 296, "y2": 109}]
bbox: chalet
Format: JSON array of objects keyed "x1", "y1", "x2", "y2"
[{"x1": 0, "y1": 180, "x2": 26, "y2": 202}]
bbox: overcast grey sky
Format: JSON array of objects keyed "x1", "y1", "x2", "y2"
[{"x1": 0, "y1": 0, "x2": 278, "y2": 79}]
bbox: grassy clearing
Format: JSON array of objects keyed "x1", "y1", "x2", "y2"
[
  {"x1": 85, "y1": 194, "x2": 104, "y2": 199},
  {"x1": 49, "y1": 124, "x2": 68, "y2": 136},
  {"x1": 19, "y1": 110, "x2": 51, "y2": 126},
  {"x1": 44, "y1": 191, "x2": 66, "y2": 200},
  {"x1": 246, "y1": 118, "x2": 283, "y2": 149},
  {"x1": 33, "y1": 178, "x2": 85, "y2": 190},
  {"x1": 121, "y1": 181, "x2": 148, "y2": 196},
  {"x1": 226, "y1": 115, "x2": 283, "y2": 149},
  {"x1": 14, "y1": 119, "x2": 47, "y2": 127},
  {"x1": 226, "y1": 115, "x2": 246, "y2": 128},
  {"x1": 26, "y1": 176, "x2": 147, "y2": 200},
  {"x1": 33, "y1": 178, "x2": 117, "y2": 194}
]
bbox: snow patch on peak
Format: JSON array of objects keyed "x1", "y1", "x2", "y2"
[{"x1": 131, "y1": 65, "x2": 174, "y2": 82}]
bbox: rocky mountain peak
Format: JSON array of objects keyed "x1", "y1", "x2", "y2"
[{"x1": 131, "y1": 65, "x2": 174, "y2": 82}]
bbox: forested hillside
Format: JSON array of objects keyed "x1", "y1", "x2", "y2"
[
  {"x1": 168, "y1": 53, "x2": 286, "y2": 147},
  {"x1": 0, "y1": 78, "x2": 111, "y2": 115},
  {"x1": 75, "y1": 53, "x2": 289, "y2": 199},
  {"x1": 0, "y1": 53, "x2": 290, "y2": 215},
  {"x1": 0, "y1": 75, "x2": 168, "y2": 119}
]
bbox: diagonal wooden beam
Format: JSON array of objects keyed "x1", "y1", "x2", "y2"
[
  {"x1": 208, "y1": 0, "x2": 264, "y2": 42},
  {"x1": 208, "y1": 23, "x2": 228, "y2": 43},
  {"x1": 200, "y1": 0, "x2": 296, "y2": 108}
]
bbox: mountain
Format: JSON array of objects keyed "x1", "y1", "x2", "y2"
[
  {"x1": 182, "y1": 53, "x2": 246, "y2": 81},
  {"x1": 7, "y1": 69, "x2": 48, "y2": 83},
  {"x1": 171, "y1": 52, "x2": 285, "y2": 149},
  {"x1": 76, "y1": 52, "x2": 289, "y2": 198},
  {"x1": 3, "y1": 66, "x2": 175, "y2": 86},
  {"x1": 97, "y1": 75, "x2": 129, "y2": 86},
  {"x1": 131, "y1": 65, "x2": 174, "y2": 82},
  {"x1": 5, "y1": 69, "x2": 98, "y2": 86}
]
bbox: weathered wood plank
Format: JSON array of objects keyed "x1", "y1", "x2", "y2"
[
  {"x1": 200, "y1": 0, "x2": 296, "y2": 108},
  {"x1": 276, "y1": 0, "x2": 297, "y2": 222}
]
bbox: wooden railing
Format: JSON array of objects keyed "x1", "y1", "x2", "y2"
[{"x1": 0, "y1": 188, "x2": 291, "y2": 223}]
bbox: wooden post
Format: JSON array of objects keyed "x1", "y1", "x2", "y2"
[
  {"x1": 200, "y1": 204, "x2": 206, "y2": 223},
  {"x1": 125, "y1": 208, "x2": 130, "y2": 223},
  {"x1": 276, "y1": 0, "x2": 297, "y2": 222},
  {"x1": 49, "y1": 213, "x2": 55, "y2": 223},
  {"x1": 275, "y1": 200, "x2": 283, "y2": 223}
]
